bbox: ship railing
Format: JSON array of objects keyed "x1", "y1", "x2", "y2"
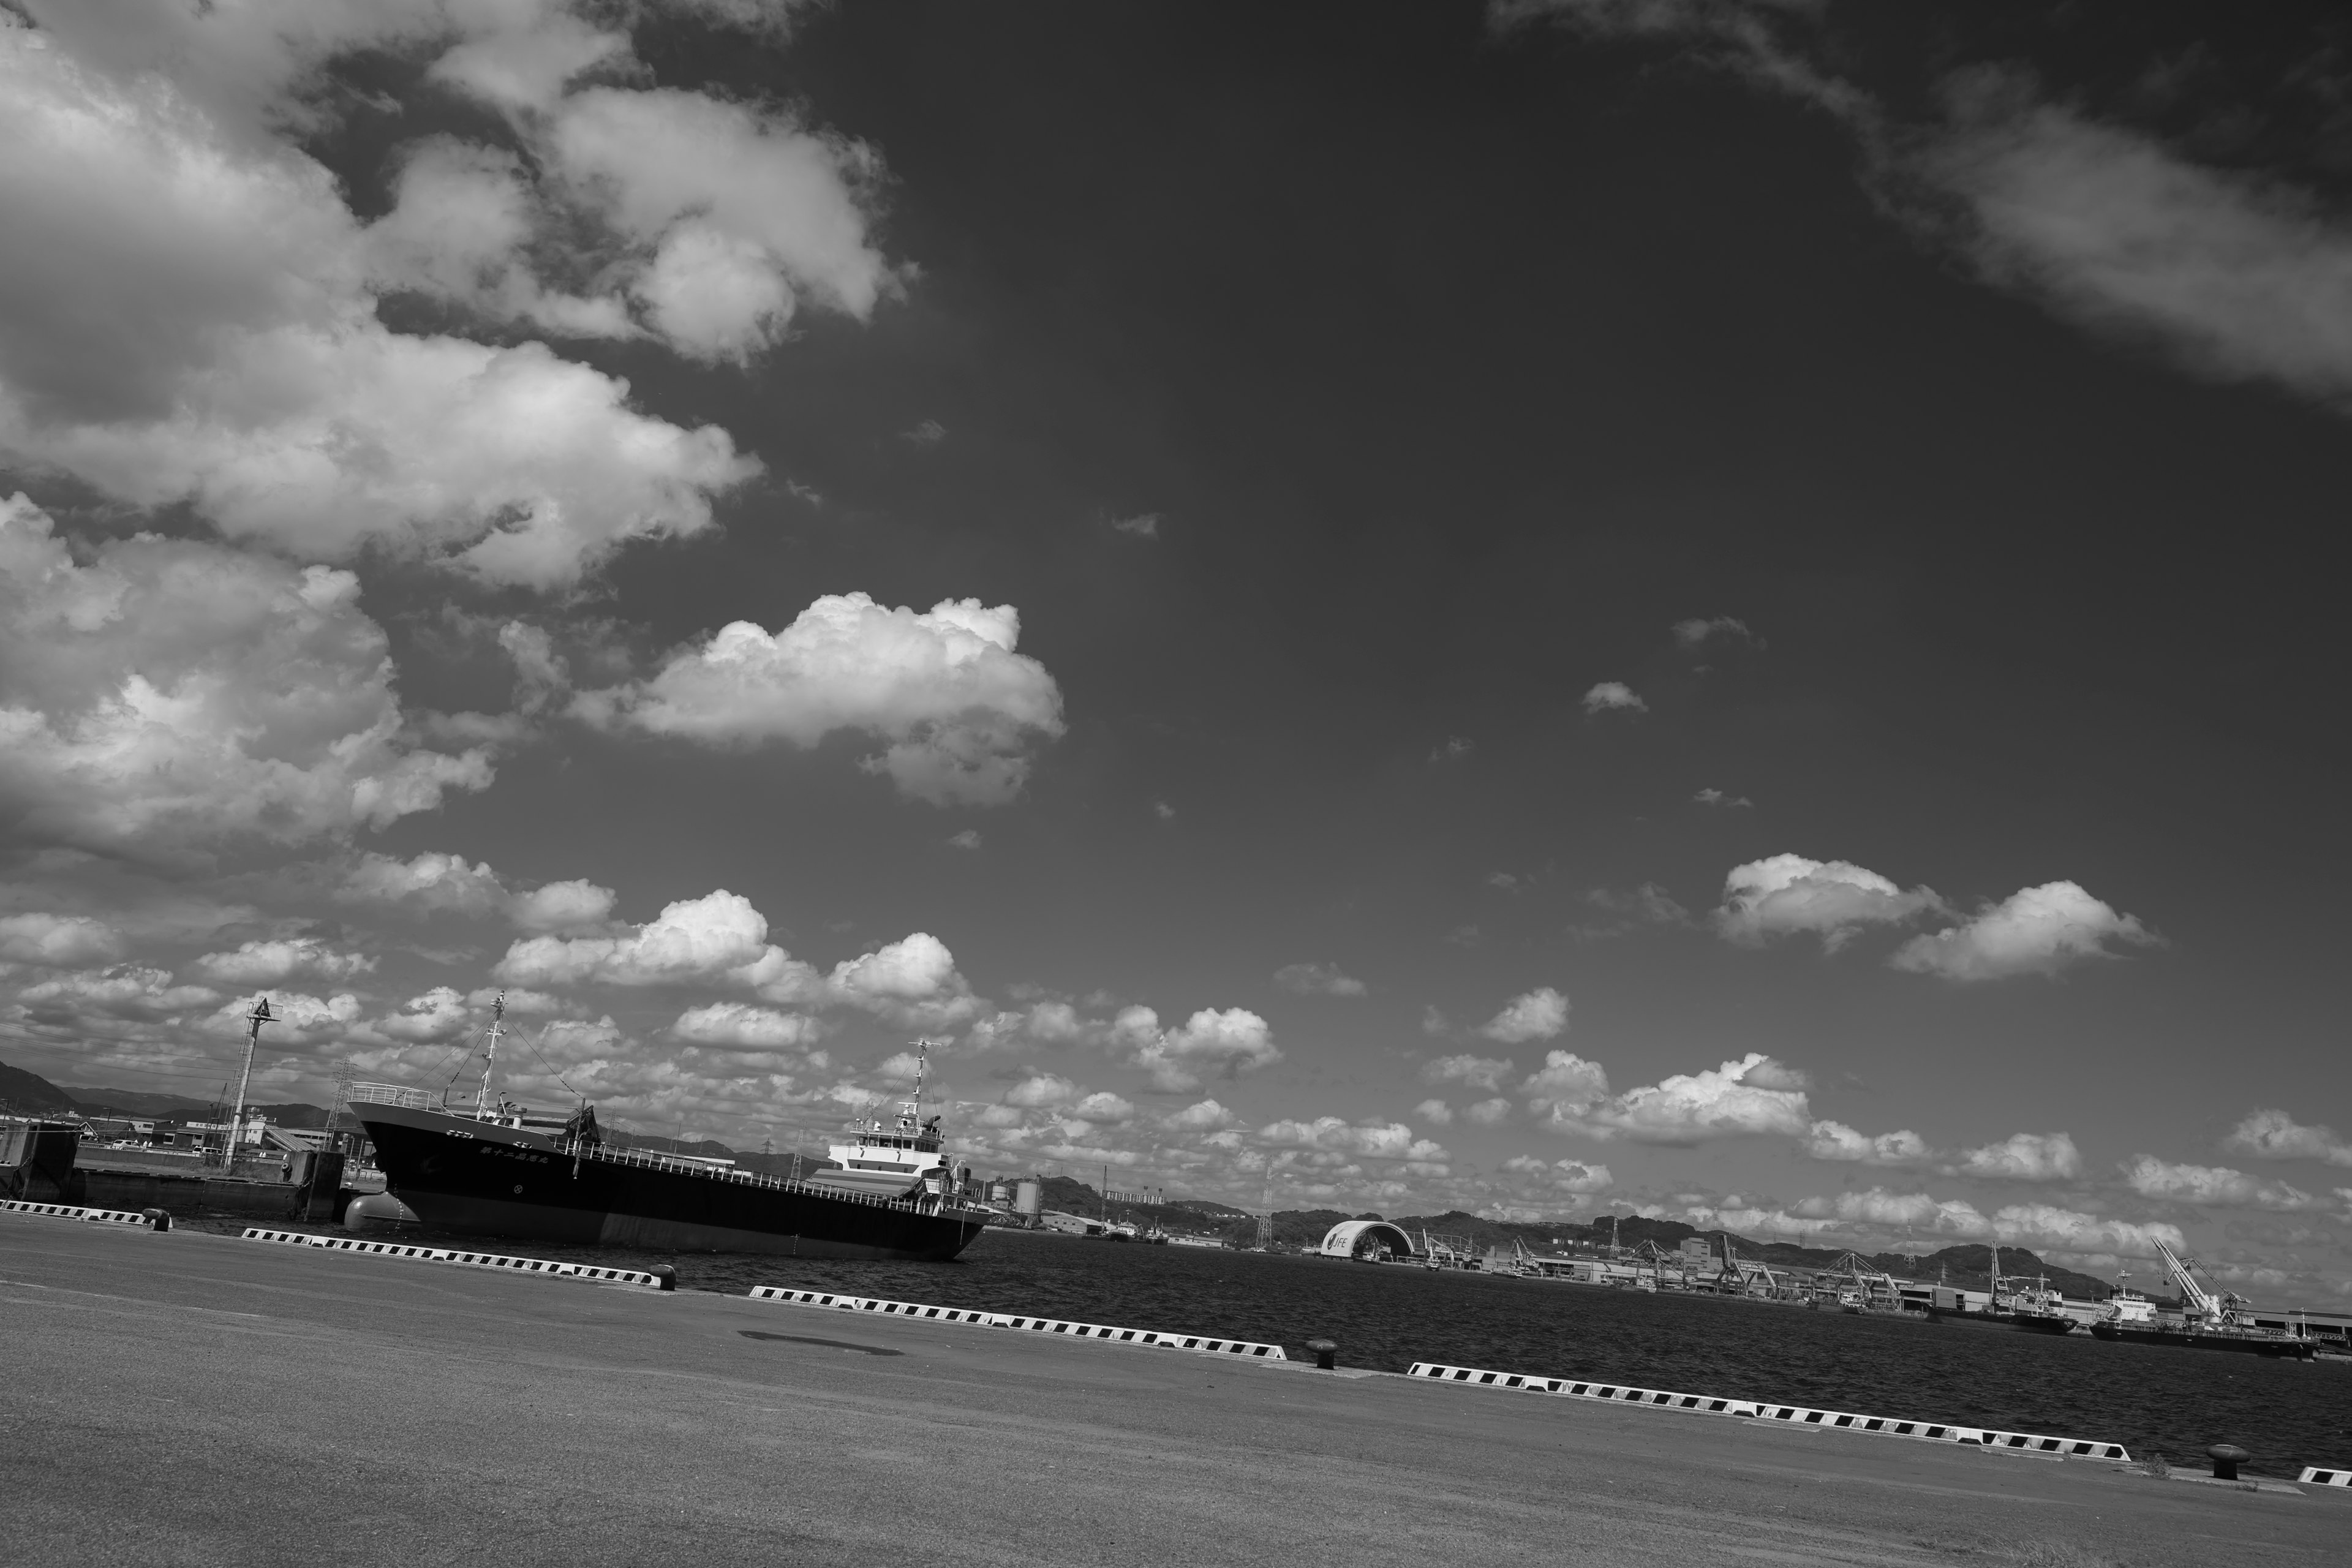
[{"x1": 559, "y1": 1140, "x2": 984, "y2": 1218}]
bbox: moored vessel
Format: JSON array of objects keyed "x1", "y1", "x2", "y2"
[
  {"x1": 2085, "y1": 1241, "x2": 2316, "y2": 1359},
  {"x1": 350, "y1": 1001, "x2": 987, "y2": 1260}
]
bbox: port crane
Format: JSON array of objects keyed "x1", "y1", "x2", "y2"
[{"x1": 2153, "y1": 1238, "x2": 2248, "y2": 1327}]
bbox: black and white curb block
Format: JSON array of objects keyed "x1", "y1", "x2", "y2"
[
  {"x1": 3, "y1": 1199, "x2": 152, "y2": 1227},
  {"x1": 2299, "y1": 1466, "x2": 2352, "y2": 1487},
  {"x1": 1405, "y1": 1362, "x2": 2132, "y2": 1461},
  {"x1": 746, "y1": 1286, "x2": 1289, "y2": 1359},
  {"x1": 241, "y1": 1228, "x2": 659, "y2": 1286}
]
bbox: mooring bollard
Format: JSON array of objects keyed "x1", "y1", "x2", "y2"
[
  {"x1": 650, "y1": 1265, "x2": 678, "y2": 1292},
  {"x1": 1306, "y1": 1338, "x2": 1338, "y2": 1371},
  {"x1": 141, "y1": 1208, "x2": 171, "y2": 1232},
  {"x1": 2207, "y1": 1444, "x2": 2250, "y2": 1481}
]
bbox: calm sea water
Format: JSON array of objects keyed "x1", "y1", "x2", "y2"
[{"x1": 211, "y1": 1218, "x2": 2352, "y2": 1477}]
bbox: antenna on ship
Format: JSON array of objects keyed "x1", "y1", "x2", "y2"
[{"x1": 472, "y1": 993, "x2": 507, "y2": 1120}]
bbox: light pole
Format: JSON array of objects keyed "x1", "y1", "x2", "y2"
[{"x1": 222, "y1": 997, "x2": 273, "y2": 1170}]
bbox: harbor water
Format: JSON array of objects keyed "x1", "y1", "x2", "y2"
[{"x1": 222, "y1": 1218, "x2": 2352, "y2": 1477}]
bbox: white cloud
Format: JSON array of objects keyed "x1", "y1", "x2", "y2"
[
  {"x1": 1129, "y1": 1007, "x2": 1281, "y2": 1093},
  {"x1": 1692, "y1": 788, "x2": 1751, "y2": 809},
  {"x1": 1414, "y1": 1098, "x2": 1454, "y2": 1125},
  {"x1": 507, "y1": 879, "x2": 619, "y2": 935},
  {"x1": 1257, "y1": 1117, "x2": 1447, "y2": 1163},
  {"x1": 1802, "y1": 1120, "x2": 1934, "y2": 1167},
  {"x1": 1163, "y1": 1099, "x2": 1237, "y2": 1131},
  {"x1": 495, "y1": 889, "x2": 778, "y2": 989},
  {"x1": 192, "y1": 937, "x2": 375, "y2": 987},
  {"x1": 336, "y1": 851, "x2": 508, "y2": 919},
  {"x1": 1527, "y1": 1049, "x2": 1814, "y2": 1145},
  {"x1": 1580, "y1": 680, "x2": 1645, "y2": 714},
  {"x1": 947, "y1": 829, "x2": 982, "y2": 851},
  {"x1": 1273, "y1": 962, "x2": 1366, "y2": 997},
  {"x1": 2222, "y1": 1109, "x2": 2352, "y2": 1169},
  {"x1": 1499, "y1": 1155, "x2": 1613, "y2": 1195},
  {"x1": 2121, "y1": 1156, "x2": 2324, "y2": 1213},
  {"x1": 1988, "y1": 1203, "x2": 2187, "y2": 1261},
  {"x1": 575, "y1": 595, "x2": 1066, "y2": 806},
  {"x1": 1110, "y1": 513, "x2": 1162, "y2": 538},
  {"x1": 0, "y1": 499, "x2": 491, "y2": 857},
  {"x1": 373, "y1": 986, "x2": 476, "y2": 1045},
  {"x1": 1420, "y1": 1054, "x2": 1515, "y2": 1092},
  {"x1": 1672, "y1": 616, "x2": 1753, "y2": 648},
  {"x1": 0, "y1": 913, "x2": 129, "y2": 967},
  {"x1": 1953, "y1": 1131, "x2": 2081, "y2": 1183},
  {"x1": 203, "y1": 988, "x2": 362, "y2": 1047},
  {"x1": 0, "y1": 8, "x2": 924, "y2": 587},
  {"x1": 1790, "y1": 1188, "x2": 1992, "y2": 1237},
  {"x1": 1889, "y1": 881, "x2": 2157, "y2": 982},
  {"x1": 671, "y1": 1003, "x2": 824, "y2": 1053},
  {"x1": 1465, "y1": 1097, "x2": 1513, "y2": 1126},
  {"x1": 1479, "y1": 987, "x2": 1569, "y2": 1044},
  {"x1": 1713, "y1": 853, "x2": 1943, "y2": 950},
  {"x1": 1928, "y1": 89, "x2": 2352, "y2": 407},
  {"x1": 1569, "y1": 884, "x2": 1691, "y2": 940},
  {"x1": 17, "y1": 965, "x2": 221, "y2": 1022}
]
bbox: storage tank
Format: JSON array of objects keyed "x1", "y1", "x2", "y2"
[{"x1": 1013, "y1": 1178, "x2": 1042, "y2": 1218}]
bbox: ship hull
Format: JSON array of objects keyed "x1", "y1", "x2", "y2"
[
  {"x1": 2010, "y1": 1314, "x2": 2078, "y2": 1335},
  {"x1": 2087, "y1": 1322, "x2": 2315, "y2": 1359},
  {"x1": 355, "y1": 1104, "x2": 987, "y2": 1261}
]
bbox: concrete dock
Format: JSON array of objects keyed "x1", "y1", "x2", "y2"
[{"x1": 2, "y1": 1211, "x2": 2342, "y2": 1566}]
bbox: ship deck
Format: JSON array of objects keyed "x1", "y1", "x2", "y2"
[{"x1": 3, "y1": 1211, "x2": 2343, "y2": 1567}]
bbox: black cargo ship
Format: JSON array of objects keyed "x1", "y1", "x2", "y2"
[{"x1": 355, "y1": 1099, "x2": 988, "y2": 1259}]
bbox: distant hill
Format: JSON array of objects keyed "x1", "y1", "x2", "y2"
[
  {"x1": 1, "y1": 1060, "x2": 78, "y2": 1114},
  {"x1": 60, "y1": 1087, "x2": 217, "y2": 1117}
]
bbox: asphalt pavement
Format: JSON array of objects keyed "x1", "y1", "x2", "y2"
[{"x1": 3, "y1": 1210, "x2": 2343, "y2": 1567}]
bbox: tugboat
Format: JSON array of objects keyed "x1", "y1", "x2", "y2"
[
  {"x1": 350, "y1": 1001, "x2": 987, "y2": 1260},
  {"x1": 2087, "y1": 1240, "x2": 2316, "y2": 1359}
]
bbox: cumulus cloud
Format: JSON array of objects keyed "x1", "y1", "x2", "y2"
[
  {"x1": 1479, "y1": 987, "x2": 1569, "y2": 1044},
  {"x1": 1109, "y1": 513, "x2": 1162, "y2": 538},
  {"x1": 1501, "y1": 1155, "x2": 1614, "y2": 1195},
  {"x1": 1128, "y1": 1007, "x2": 1281, "y2": 1093},
  {"x1": 495, "y1": 889, "x2": 778, "y2": 989},
  {"x1": 1465, "y1": 1097, "x2": 1513, "y2": 1126},
  {"x1": 1422, "y1": 1054, "x2": 1515, "y2": 1093},
  {"x1": 1527, "y1": 1049, "x2": 1814, "y2": 1145},
  {"x1": 1713, "y1": 853, "x2": 1943, "y2": 950},
  {"x1": 0, "y1": 912, "x2": 129, "y2": 967},
  {"x1": 1257, "y1": 1117, "x2": 1448, "y2": 1163},
  {"x1": 1692, "y1": 788, "x2": 1751, "y2": 809},
  {"x1": 1802, "y1": 1120, "x2": 1934, "y2": 1167},
  {"x1": 372, "y1": 986, "x2": 476, "y2": 1045},
  {"x1": 0, "y1": 498, "x2": 491, "y2": 856},
  {"x1": 336, "y1": 851, "x2": 508, "y2": 919},
  {"x1": 1580, "y1": 681, "x2": 1646, "y2": 714},
  {"x1": 17, "y1": 965, "x2": 221, "y2": 1022},
  {"x1": 1889, "y1": 881, "x2": 2158, "y2": 982},
  {"x1": 507, "y1": 879, "x2": 619, "y2": 936},
  {"x1": 192, "y1": 937, "x2": 375, "y2": 987},
  {"x1": 670, "y1": 1003, "x2": 824, "y2": 1053},
  {"x1": 0, "y1": 4, "x2": 918, "y2": 587},
  {"x1": 1953, "y1": 1131, "x2": 2082, "y2": 1182},
  {"x1": 2121, "y1": 1155, "x2": 2324, "y2": 1213},
  {"x1": 575, "y1": 594, "x2": 1066, "y2": 805},
  {"x1": 1414, "y1": 1098, "x2": 1454, "y2": 1125},
  {"x1": 2223, "y1": 1109, "x2": 2352, "y2": 1168},
  {"x1": 1273, "y1": 962, "x2": 1366, "y2": 997}
]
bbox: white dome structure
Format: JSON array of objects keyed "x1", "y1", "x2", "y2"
[{"x1": 1317, "y1": 1219, "x2": 1417, "y2": 1261}]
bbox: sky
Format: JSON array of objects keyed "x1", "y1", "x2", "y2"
[{"x1": 1, "y1": 1, "x2": 2348, "y2": 1300}]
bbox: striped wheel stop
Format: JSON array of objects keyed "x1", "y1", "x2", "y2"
[
  {"x1": 4, "y1": 1199, "x2": 155, "y2": 1227},
  {"x1": 1405, "y1": 1362, "x2": 2132, "y2": 1461},
  {"x1": 2299, "y1": 1466, "x2": 2352, "y2": 1487},
  {"x1": 746, "y1": 1286, "x2": 1289, "y2": 1359},
  {"x1": 241, "y1": 1228, "x2": 659, "y2": 1286}
]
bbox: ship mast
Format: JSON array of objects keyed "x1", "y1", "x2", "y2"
[
  {"x1": 221, "y1": 997, "x2": 273, "y2": 1169},
  {"x1": 473, "y1": 993, "x2": 507, "y2": 1120}
]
